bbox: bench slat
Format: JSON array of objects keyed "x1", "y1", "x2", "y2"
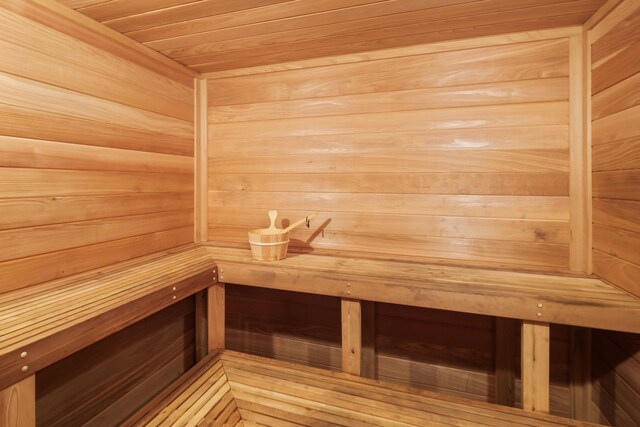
[
  {"x1": 0, "y1": 244, "x2": 217, "y2": 390},
  {"x1": 207, "y1": 247, "x2": 640, "y2": 333}
]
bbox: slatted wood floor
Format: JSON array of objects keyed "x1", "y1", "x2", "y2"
[
  {"x1": 129, "y1": 350, "x2": 599, "y2": 427},
  {"x1": 207, "y1": 246, "x2": 640, "y2": 333},
  {"x1": 0, "y1": 244, "x2": 217, "y2": 390},
  {"x1": 128, "y1": 354, "x2": 242, "y2": 427}
]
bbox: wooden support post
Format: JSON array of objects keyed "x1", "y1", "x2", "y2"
[
  {"x1": 570, "y1": 327, "x2": 592, "y2": 421},
  {"x1": 194, "y1": 290, "x2": 208, "y2": 362},
  {"x1": 360, "y1": 301, "x2": 376, "y2": 379},
  {"x1": 341, "y1": 298, "x2": 362, "y2": 375},
  {"x1": 521, "y1": 321, "x2": 550, "y2": 413},
  {"x1": 495, "y1": 317, "x2": 517, "y2": 406},
  {"x1": 207, "y1": 282, "x2": 225, "y2": 352},
  {"x1": 0, "y1": 376, "x2": 35, "y2": 427}
]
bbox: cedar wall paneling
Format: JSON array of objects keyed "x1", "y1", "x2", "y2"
[
  {"x1": 0, "y1": 2, "x2": 196, "y2": 294},
  {"x1": 589, "y1": 1, "x2": 640, "y2": 426},
  {"x1": 206, "y1": 30, "x2": 580, "y2": 272},
  {"x1": 590, "y1": 0, "x2": 640, "y2": 298},
  {"x1": 225, "y1": 285, "x2": 572, "y2": 417},
  {"x1": 36, "y1": 298, "x2": 195, "y2": 427},
  {"x1": 591, "y1": 331, "x2": 640, "y2": 427}
]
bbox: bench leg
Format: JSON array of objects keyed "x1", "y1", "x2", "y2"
[
  {"x1": 0, "y1": 376, "x2": 35, "y2": 427},
  {"x1": 207, "y1": 282, "x2": 225, "y2": 353},
  {"x1": 341, "y1": 298, "x2": 362, "y2": 375},
  {"x1": 495, "y1": 317, "x2": 517, "y2": 406},
  {"x1": 521, "y1": 321, "x2": 550, "y2": 413},
  {"x1": 570, "y1": 326, "x2": 592, "y2": 421}
]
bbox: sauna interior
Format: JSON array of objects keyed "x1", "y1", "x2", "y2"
[{"x1": 1, "y1": 0, "x2": 639, "y2": 426}]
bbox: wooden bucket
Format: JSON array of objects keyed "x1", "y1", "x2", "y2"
[
  {"x1": 247, "y1": 210, "x2": 318, "y2": 261},
  {"x1": 247, "y1": 228, "x2": 290, "y2": 261}
]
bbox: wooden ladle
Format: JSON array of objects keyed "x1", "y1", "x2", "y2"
[{"x1": 259, "y1": 210, "x2": 319, "y2": 235}]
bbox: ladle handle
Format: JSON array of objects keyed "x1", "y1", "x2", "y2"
[
  {"x1": 283, "y1": 212, "x2": 319, "y2": 232},
  {"x1": 267, "y1": 210, "x2": 279, "y2": 231}
]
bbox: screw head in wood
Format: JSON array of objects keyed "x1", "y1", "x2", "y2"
[
  {"x1": 172, "y1": 286, "x2": 177, "y2": 291},
  {"x1": 537, "y1": 303, "x2": 543, "y2": 308},
  {"x1": 537, "y1": 312, "x2": 542, "y2": 317},
  {"x1": 20, "y1": 351, "x2": 27, "y2": 358},
  {"x1": 21, "y1": 365, "x2": 28, "y2": 372}
]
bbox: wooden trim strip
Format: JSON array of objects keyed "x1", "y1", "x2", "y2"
[
  {"x1": 195, "y1": 77, "x2": 209, "y2": 243},
  {"x1": 569, "y1": 32, "x2": 590, "y2": 273},
  {"x1": 589, "y1": 0, "x2": 640, "y2": 43},
  {"x1": 583, "y1": 0, "x2": 626, "y2": 30}
]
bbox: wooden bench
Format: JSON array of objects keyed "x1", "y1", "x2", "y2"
[
  {"x1": 126, "y1": 350, "x2": 599, "y2": 427},
  {"x1": 0, "y1": 244, "x2": 217, "y2": 396},
  {"x1": 205, "y1": 246, "x2": 640, "y2": 415}
]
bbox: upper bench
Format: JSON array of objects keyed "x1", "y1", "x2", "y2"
[
  {"x1": 206, "y1": 246, "x2": 640, "y2": 334},
  {"x1": 0, "y1": 244, "x2": 217, "y2": 390}
]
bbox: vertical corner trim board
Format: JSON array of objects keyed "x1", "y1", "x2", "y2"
[
  {"x1": 569, "y1": 31, "x2": 590, "y2": 273},
  {"x1": 0, "y1": 376, "x2": 35, "y2": 427},
  {"x1": 195, "y1": 77, "x2": 209, "y2": 243},
  {"x1": 521, "y1": 321, "x2": 550, "y2": 413}
]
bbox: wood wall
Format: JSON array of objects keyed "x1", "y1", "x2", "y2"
[
  {"x1": 590, "y1": 0, "x2": 640, "y2": 298},
  {"x1": 206, "y1": 28, "x2": 584, "y2": 272},
  {"x1": 588, "y1": 2, "x2": 640, "y2": 426},
  {"x1": 225, "y1": 285, "x2": 573, "y2": 417},
  {"x1": 0, "y1": 1, "x2": 197, "y2": 294},
  {"x1": 591, "y1": 330, "x2": 640, "y2": 427},
  {"x1": 36, "y1": 298, "x2": 196, "y2": 426}
]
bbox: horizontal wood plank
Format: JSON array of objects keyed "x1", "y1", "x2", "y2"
[
  {"x1": 208, "y1": 173, "x2": 569, "y2": 196},
  {"x1": 0, "y1": 228, "x2": 193, "y2": 294},
  {"x1": 209, "y1": 126, "x2": 569, "y2": 157},
  {"x1": 209, "y1": 191, "x2": 570, "y2": 219}
]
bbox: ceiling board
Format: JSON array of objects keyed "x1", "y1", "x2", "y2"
[{"x1": 60, "y1": 0, "x2": 606, "y2": 72}]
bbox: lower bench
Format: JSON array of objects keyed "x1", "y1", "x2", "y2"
[
  {"x1": 126, "y1": 350, "x2": 599, "y2": 427},
  {"x1": 0, "y1": 244, "x2": 217, "y2": 392}
]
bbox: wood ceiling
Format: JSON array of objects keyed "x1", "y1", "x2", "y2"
[{"x1": 59, "y1": 0, "x2": 606, "y2": 72}]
